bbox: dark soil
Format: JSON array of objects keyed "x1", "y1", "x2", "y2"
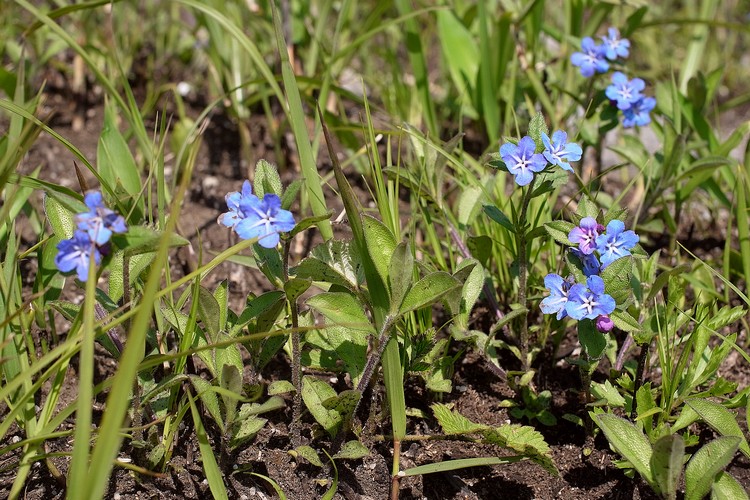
[{"x1": 3, "y1": 80, "x2": 750, "y2": 500}]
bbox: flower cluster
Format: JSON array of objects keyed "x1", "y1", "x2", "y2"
[
  {"x1": 541, "y1": 217, "x2": 639, "y2": 332},
  {"x1": 570, "y1": 28, "x2": 655, "y2": 128},
  {"x1": 499, "y1": 131, "x2": 582, "y2": 186},
  {"x1": 55, "y1": 191, "x2": 127, "y2": 281},
  {"x1": 218, "y1": 180, "x2": 296, "y2": 248},
  {"x1": 571, "y1": 28, "x2": 629, "y2": 77}
]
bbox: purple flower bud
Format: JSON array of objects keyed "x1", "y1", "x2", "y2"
[{"x1": 596, "y1": 314, "x2": 614, "y2": 333}]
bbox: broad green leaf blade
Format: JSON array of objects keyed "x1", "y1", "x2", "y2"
[
  {"x1": 594, "y1": 414, "x2": 654, "y2": 484},
  {"x1": 301, "y1": 376, "x2": 341, "y2": 436},
  {"x1": 362, "y1": 215, "x2": 397, "y2": 289},
  {"x1": 306, "y1": 292, "x2": 373, "y2": 332},
  {"x1": 398, "y1": 272, "x2": 460, "y2": 316},
  {"x1": 97, "y1": 101, "x2": 142, "y2": 197},
  {"x1": 432, "y1": 403, "x2": 489, "y2": 434},
  {"x1": 253, "y1": 159, "x2": 283, "y2": 197},
  {"x1": 711, "y1": 472, "x2": 749, "y2": 500},
  {"x1": 333, "y1": 440, "x2": 370, "y2": 460},
  {"x1": 292, "y1": 445, "x2": 323, "y2": 467},
  {"x1": 110, "y1": 225, "x2": 189, "y2": 255},
  {"x1": 687, "y1": 399, "x2": 750, "y2": 459},
  {"x1": 685, "y1": 436, "x2": 740, "y2": 500},
  {"x1": 388, "y1": 242, "x2": 413, "y2": 313},
  {"x1": 544, "y1": 220, "x2": 575, "y2": 246},
  {"x1": 650, "y1": 434, "x2": 685, "y2": 500}
]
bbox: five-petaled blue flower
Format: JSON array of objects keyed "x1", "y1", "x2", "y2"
[
  {"x1": 540, "y1": 274, "x2": 574, "y2": 320},
  {"x1": 606, "y1": 72, "x2": 645, "y2": 111},
  {"x1": 234, "y1": 193, "x2": 297, "y2": 248},
  {"x1": 218, "y1": 180, "x2": 255, "y2": 229},
  {"x1": 542, "y1": 131, "x2": 582, "y2": 172},
  {"x1": 600, "y1": 28, "x2": 630, "y2": 60},
  {"x1": 565, "y1": 275, "x2": 616, "y2": 320},
  {"x1": 76, "y1": 191, "x2": 127, "y2": 245},
  {"x1": 570, "y1": 37, "x2": 609, "y2": 77},
  {"x1": 55, "y1": 229, "x2": 102, "y2": 281},
  {"x1": 622, "y1": 96, "x2": 656, "y2": 128},
  {"x1": 568, "y1": 217, "x2": 603, "y2": 255},
  {"x1": 499, "y1": 136, "x2": 547, "y2": 186},
  {"x1": 595, "y1": 220, "x2": 639, "y2": 267}
]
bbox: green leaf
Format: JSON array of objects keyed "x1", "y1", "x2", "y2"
[
  {"x1": 398, "y1": 272, "x2": 460, "y2": 316},
  {"x1": 362, "y1": 215, "x2": 397, "y2": 287},
  {"x1": 687, "y1": 399, "x2": 750, "y2": 459},
  {"x1": 229, "y1": 415, "x2": 267, "y2": 449},
  {"x1": 432, "y1": 403, "x2": 489, "y2": 434},
  {"x1": 301, "y1": 376, "x2": 341, "y2": 436},
  {"x1": 484, "y1": 205, "x2": 515, "y2": 233},
  {"x1": 189, "y1": 375, "x2": 224, "y2": 433},
  {"x1": 600, "y1": 256, "x2": 634, "y2": 304},
  {"x1": 281, "y1": 178, "x2": 304, "y2": 211},
  {"x1": 187, "y1": 392, "x2": 229, "y2": 500},
  {"x1": 295, "y1": 239, "x2": 364, "y2": 292},
  {"x1": 305, "y1": 325, "x2": 368, "y2": 385},
  {"x1": 253, "y1": 159, "x2": 283, "y2": 197},
  {"x1": 482, "y1": 424, "x2": 558, "y2": 476},
  {"x1": 576, "y1": 196, "x2": 599, "y2": 219},
  {"x1": 594, "y1": 414, "x2": 653, "y2": 485},
  {"x1": 97, "y1": 101, "x2": 142, "y2": 197},
  {"x1": 401, "y1": 457, "x2": 521, "y2": 477},
  {"x1": 544, "y1": 220, "x2": 575, "y2": 246},
  {"x1": 388, "y1": 242, "x2": 413, "y2": 313},
  {"x1": 711, "y1": 472, "x2": 750, "y2": 500},
  {"x1": 268, "y1": 380, "x2": 295, "y2": 395},
  {"x1": 527, "y1": 112, "x2": 548, "y2": 151},
  {"x1": 44, "y1": 192, "x2": 80, "y2": 240},
  {"x1": 284, "y1": 278, "x2": 311, "y2": 303},
  {"x1": 685, "y1": 436, "x2": 740, "y2": 500},
  {"x1": 291, "y1": 445, "x2": 323, "y2": 466},
  {"x1": 198, "y1": 286, "x2": 221, "y2": 340},
  {"x1": 213, "y1": 280, "x2": 229, "y2": 333},
  {"x1": 289, "y1": 211, "x2": 334, "y2": 238},
  {"x1": 610, "y1": 310, "x2": 641, "y2": 333},
  {"x1": 578, "y1": 319, "x2": 606, "y2": 359},
  {"x1": 436, "y1": 10, "x2": 479, "y2": 112},
  {"x1": 650, "y1": 434, "x2": 685, "y2": 500},
  {"x1": 110, "y1": 225, "x2": 189, "y2": 255},
  {"x1": 306, "y1": 292, "x2": 373, "y2": 332},
  {"x1": 333, "y1": 440, "x2": 370, "y2": 460}
]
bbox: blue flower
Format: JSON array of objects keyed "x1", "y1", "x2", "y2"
[
  {"x1": 570, "y1": 248, "x2": 601, "y2": 277},
  {"x1": 55, "y1": 230, "x2": 102, "y2": 281},
  {"x1": 218, "y1": 180, "x2": 256, "y2": 229},
  {"x1": 570, "y1": 37, "x2": 609, "y2": 77},
  {"x1": 595, "y1": 220, "x2": 639, "y2": 267},
  {"x1": 542, "y1": 131, "x2": 582, "y2": 172},
  {"x1": 606, "y1": 72, "x2": 645, "y2": 111},
  {"x1": 568, "y1": 217, "x2": 603, "y2": 255},
  {"x1": 75, "y1": 191, "x2": 127, "y2": 246},
  {"x1": 622, "y1": 96, "x2": 656, "y2": 128},
  {"x1": 540, "y1": 273, "x2": 574, "y2": 320},
  {"x1": 499, "y1": 136, "x2": 547, "y2": 186},
  {"x1": 600, "y1": 28, "x2": 630, "y2": 60},
  {"x1": 234, "y1": 193, "x2": 296, "y2": 248},
  {"x1": 565, "y1": 275, "x2": 616, "y2": 320}
]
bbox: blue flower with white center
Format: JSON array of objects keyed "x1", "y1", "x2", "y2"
[
  {"x1": 565, "y1": 275, "x2": 616, "y2": 320},
  {"x1": 541, "y1": 131, "x2": 582, "y2": 172},
  {"x1": 600, "y1": 28, "x2": 630, "y2": 60},
  {"x1": 499, "y1": 136, "x2": 548, "y2": 186},
  {"x1": 218, "y1": 180, "x2": 256, "y2": 229},
  {"x1": 235, "y1": 193, "x2": 296, "y2": 248},
  {"x1": 568, "y1": 217, "x2": 603, "y2": 255},
  {"x1": 570, "y1": 37, "x2": 609, "y2": 77},
  {"x1": 75, "y1": 191, "x2": 127, "y2": 246},
  {"x1": 595, "y1": 220, "x2": 639, "y2": 267},
  {"x1": 55, "y1": 230, "x2": 102, "y2": 281},
  {"x1": 570, "y1": 248, "x2": 601, "y2": 277},
  {"x1": 606, "y1": 72, "x2": 645, "y2": 111},
  {"x1": 540, "y1": 274, "x2": 574, "y2": 320},
  {"x1": 622, "y1": 96, "x2": 656, "y2": 128}
]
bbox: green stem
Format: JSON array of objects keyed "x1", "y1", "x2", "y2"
[
  {"x1": 517, "y1": 179, "x2": 536, "y2": 371},
  {"x1": 631, "y1": 340, "x2": 650, "y2": 420},
  {"x1": 283, "y1": 240, "x2": 302, "y2": 446}
]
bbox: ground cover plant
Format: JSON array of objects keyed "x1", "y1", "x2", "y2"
[{"x1": 1, "y1": 0, "x2": 750, "y2": 499}]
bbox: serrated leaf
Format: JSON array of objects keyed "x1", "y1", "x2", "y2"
[
  {"x1": 306, "y1": 292, "x2": 373, "y2": 331},
  {"x1": 398, "y1": 272, "x2": 460, "y2": 316},
  {"x1": 687, "y1": 399, "x2": 750, "y2": 459},
  {"x1": 482, "y1": 424, "x2": 558, "y2": 476},
  {"x1": 650, "y1": 434, "x2": 685, "y2": 500},
  {"x1": 594, "y1": 414, "x2": 653, "y2": 484},
  {"x1": 544, "y1": 220, "x2": 576, "y2": 246},
  {"x1": 292, "y1": 445, "x2": 323, "y2": 466},
  {"x1": 685, "y1": 436, "x2": 740, "y2": 500},
  {"x1": 431, "y1": 403, "x2": 489, "y2": 435},
  {"x1": 362, "y1": 215, "x2": 397, "y2": 287},
  {"x1": 333, "y1": 440, "x2": 370, "y2": 460},
  {"x1": 254, "y1": 159, "x2": 283, "y2": 197}
]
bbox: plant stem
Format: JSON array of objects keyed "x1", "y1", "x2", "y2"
[
  {"x1": 283, "y1": 240, "x2": 302, "y2": 446},
  {"x1": 390, "y1": 439, "x2": 401, "y2": 500},
  {"x1": 517, "y1": 179, "x2": 536, "y2": 372},
  {"x1": 631, "y1": 340, "x2": 650, "y2": 420}
]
